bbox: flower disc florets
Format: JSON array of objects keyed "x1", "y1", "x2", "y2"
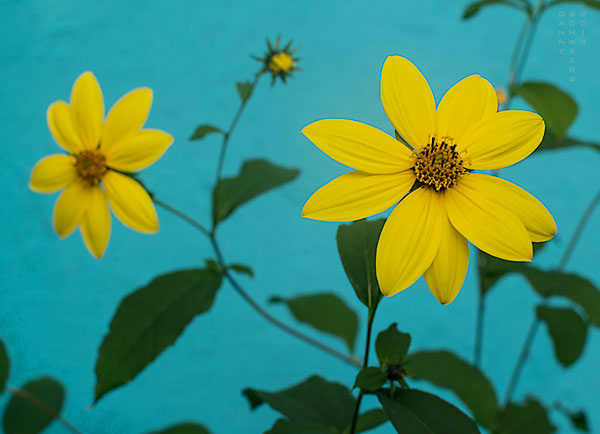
[
  {"x1": 75, "y1": 149, "x2": 107, "y2": 186},
  {"x1": 414, "y1": 135, "x2": 468, "y2": 191},
  {"x1": 255, "y1": 36, "x2": 300, "y2": 85}
]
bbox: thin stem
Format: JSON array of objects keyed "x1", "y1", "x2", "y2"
[
  {"x1": 349, "y1": 308, "x2": 378, "y2": 434},
  {"x1": 504, "y1": 189, "x2": 600, "y2": 404},
  {"x1": 154, "y1": 199, "x2": 210, "y2": 237},
  {"x1": 5, "y1": 385, "x2": 82, "y2": 434}
]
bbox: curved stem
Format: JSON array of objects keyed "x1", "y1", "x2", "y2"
[
  {"x1": 5, "y1": 385, "x2": 82, "y2": 434},
  {"x1": 153, "y1": 199, "x2": 210, "y2": 236},
  {"x1": 504, "y1": 189, "x2": 600, "y2": 404}
]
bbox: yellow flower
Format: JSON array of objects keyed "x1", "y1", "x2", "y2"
[
  {"x1": 30, "y1": 72, "x2": 173, "y2": 259},
  {"x1": 301, "y1": 56, "x2": 556, "y2": 305},
  {"x1": 255, "y1": 36, "x2": 299, "y2": 85},
  {"x1": 269, "y1": 52, "x2": 296, "y2": 76}
]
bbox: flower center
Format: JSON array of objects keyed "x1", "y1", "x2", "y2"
[
  {"x1": 413, "y1": 135, "x2": 467, "y2": 191},
  {"x1": 75, "y1": 150, "x2": 107, "y2": 185},
  {"x1": 268, "y1": 52, "x2": 295, "y2": 75}
]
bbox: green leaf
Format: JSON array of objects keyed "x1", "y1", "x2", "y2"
[
  {"x1": 336, "y1": 219, "x2": 385, "y2": 309},
  {"x1": 375, "y1": 323, "x2": 411, "y2": 368},
  {"x1": 499, "y1": 397, "x2": 556, "y2": 434},
  {"x1": 537, "y1": 305, "x2": 588, "y2": 367},
  {"x1": 354, "y1": 367, "x2": 387, "y2": 392},
  {"x1": 463, "y1": 0, "x2": 527, "y2": 19},
  {"x1": 147, "y1": 423, "x2": 211, "y2": 434},
  {"x1": 266, "y1": 419, "x2": 332, "y2": 434},
  {"x1": 547, "y1": 0, "x2": 600, "y2": 10},
  {"x1": 94, "y1": 268, "x2": 222, "y2": 402},
  {"x1": 236, "y1": 81, "x2": 254, "y2": 103},
  {"x1": 243, "y1": 376, "x2": 355, "y2": 432},
  {"x1": 483, "y1": 256, "x2": 600, "y2": 326},
  {"x1": 189, "y1": 125, "x2": 223, "y2": 141},
  {"x1": 212, "y1": 159, "x2": 299, "y2": 223},
  {"x1": 2, "y1": 377, "x2": 65, "y2": 434},
  {"x1": 355, "y1": 408, "x2": 388, "y2": 433},
  {"x1": 377, "y1": 389, "x2": 481, "y2": 434},
  {"x1": 537, "y1": 131, "x2": 600, "y2": 153},
  {"x1": 554, "y1": 403, "x2": 589, "y2": 432},
  {"x1": 0, "y1": 339, "x2": 9, "y2": 393},
  {"x1": 270, "y1": 293, "x2": 358, "y2": 352},
  {"x1": 406, "y1": 350, "x2": 499, "y2": 430},
  {"x1": 228, "y1": 263, "x2": 254, "y2": 278},
  {"x1": 510, "y1": 81, "x2": 578, "y2": 139}
]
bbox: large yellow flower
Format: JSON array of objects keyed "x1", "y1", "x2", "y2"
[
  {"x1": 30, "y1": 72, "x2": 173, "y2": 259},
  {"x1": 301, "y1": 56, "x2": 556, "y2": 305}
]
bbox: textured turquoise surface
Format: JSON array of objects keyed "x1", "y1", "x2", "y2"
[{"x1": 1, "y1": 1, "x2": 599, "y2": 433}]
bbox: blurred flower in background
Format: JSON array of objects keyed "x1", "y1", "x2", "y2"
[{"x1": 255, "y1": 36, "x2": 300, "y2": 84}]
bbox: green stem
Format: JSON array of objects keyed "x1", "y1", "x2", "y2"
[
  {"x1": 153, "y1": 198, "x2": 210, "y2": 236},
  {"x1": 504, "y1": 189, "x2": 600, "y2": 404},
  {"x1": 5, "y1": 385, "x2": 82, "y2": 434}
]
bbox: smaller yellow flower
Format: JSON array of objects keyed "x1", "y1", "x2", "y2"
[
  {"x1": 496, "y1": 87, "x2": 509, "y2": 106},
  {"x1": 255, "y1": 36, "x2": 299, "y2": 85},
  {"x1": 30, "y1": 72, "x2": 173, "y2": 258}
]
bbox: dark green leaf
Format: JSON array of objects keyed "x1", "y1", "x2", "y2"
[
  {"x1": 537, "y1": 305, "x2": 587, "y2": 367},
  {"x1": 355, "y1": 408, "x2": 388, "y2": 433},
  {"x1": 270, "y1": 293, "x2": 358, "y2": 352},
  {"x1": 266, "y1": 419, "x2": 332, "y2": 434},
  {"x1": 336, "y1": 219, "x2": 385, "y2": 309},
  {"x1": 212, "y1": 159, "x2": 299, "y2": 223},
  {"x1": 236, "y1": 81, "x2": 254, "y2": 103},
  {"x1": 553, "y1": 403, "x2": 589, "y2": 432},
  {"x1": 228, "y1": 263, "x2": 254, "y2": 278},
  {"x1": 547, "y1": 0, "x2": 600, "y2": 10},
  {"x1": 499, "y1": 397, "x2": 556, "y2": 434},
  {"x1": 377, "y1": 389, "x2": 481, "y2": 434},
  {"x1": 463, "y1": 0, "x2": 526, "y2": 19},
  {"x1": 483, "y1": 256, "x2": 600, "y2": 326},
  {"x1": 537, "y1": 130, "x2": 600, "y2": 153},
  {"x1": 375, "y1": 323, "x2": 411, "y2": 368},
  {"x1": 0, "y1": 339, "x2": 8, "y2": 393},
  {"x1": 243, "y1": 376, "x2": 355, "y2": 432},
  {"x1": 354, "y1": 367, "x2": 387, "y2": 392},
  {"x1": 406, "y1": 350, "x2": 499, "y2": 430},
  {"x1": 511, "y1": 81, "x2": 577, "y2": 139},
  {"x1": 147, "y1": 423, "x2": 210, "y2": 434},
  {"x1": 94, "y1": 268, "x2": 222, "y2": 402},
  {"x1": 2, "y1": 377, "x2": 65, "y2": 434},
  {"x1": 189, "y1": 125, "x2": 223, "y2": 141}
]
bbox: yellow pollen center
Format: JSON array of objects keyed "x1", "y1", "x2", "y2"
[
  {"x1": 413, "y1": 136, "x2": 467, "y2": 191},
  {"x1": 268, "y1": 52, "x2": 295, "y2": 75},
  {"x1": 75, "y1": 150, "x2": 107, "y2": 185}
]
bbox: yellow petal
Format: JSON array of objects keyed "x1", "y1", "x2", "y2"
[
  {"x1": 30, "y1": 154, "x2": 77, "y2": 193},
  {"x1": 424, "y1": 214, "x2": 469, "y2": 305},
  {"x1": 70, "y1": 72, "x2": 104, "y2": 149},
  {"x1": 301, "y1": 119, "x2": 413, "y2": 174},
  {"x1": 302, "y1": 170, "x2": 416, "y2": 222},
  {"x1": 53, "y1": 180, "x2": 93, "y2": 238},
  {"x1": 104, "y1": 129, "x2": 173, "y2": 172},
  {"x1": 437, "y1": 75, "x2": 497, "y2": 145},
  {"x1": 380, "y1": 56, "x2": 437, "y2": 149},
  {"x1": 444, "y1": 177, "x2": 532, "y2": 261},
  {"x1": 80, "y1": 187, "x2": 111, "y2": 259},
  {"x1": 47, "y1": 101, "x2": 85, "y2": 153},
  {"x1": 103, "y1": 171, "x2": 158, "y2": 233},
  {"x1": 376, "y1": 187, "x2": 443, "y2": 296},
  {"x1": 460, "y1": 174, "x2": 556, "y2": 242},
  {"x1": 460, "y1": 110, "x2": 545, "y2": 170},
  {"x1": 102, "y1": 88, "x2": 153, "y2": 150}
]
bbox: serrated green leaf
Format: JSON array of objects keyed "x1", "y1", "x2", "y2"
[
  {"x1": 212, "y1": 159, "x2": 299, "y2": 223},
  {"x1": 406, "y1": 350, "x2": 499, "y2": 430},
  {"x1": 189, "y1": 125, "x2": 223, "y2": 141},
  {"x1": 511, "y1": 81, "x2": 577, "y2": 139},
  {"x1": 0, "y1": 339, "x2": 8, "y2": 393},
  {"x1": 147, "y1": 423, "x2": 211, "y2": 434},
  {"x1": 354, "y1": 367, "x2": 387, "y2": 392},
  {"x1": 236, "y1": 81, "x2": 254, "y2": 103},
  {"x1": 537, "y1": 305, "x2": 588, "y2": 367},
  {"x1": 94, "y1": 268, "x2": 222, "y2": 402},
  {"x1": 2, "y1": 377, "x2": 65, "y2": 434},
  {"x1": 228, "y1": 263, "x2": 254, "y2": 278},
  {"x1": 499, "y1": 397, "x2": 556, "y2": 434},
  {"x1": 377, "y1": 389, "x2": 481, "y2": 434},
  {"x1": 270, "y1": 293, "x2": 358, "y2": 352},
  {"x1": 375, "y1": 323, "x2": 411, "y2": 368},
  {"x1": 537, "y1": 130, "x2": 600, "y2": 153},
  {"x1": 463, "y1": 0, "x2": 526, "y2": 19},
  {"x1": 355, "y1": 408, "x2": 388, "y2": 433},
  {"x1": 336, "y1": 219, "x2": 385, "y2": 309},
  {"x1": 243, "y1": 376, "x2": 355, "y2": 432}
]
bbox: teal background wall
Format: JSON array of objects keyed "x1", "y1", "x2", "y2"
[{"x1": 1, "y1": 0, "x2": 599, "y2": 432}]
